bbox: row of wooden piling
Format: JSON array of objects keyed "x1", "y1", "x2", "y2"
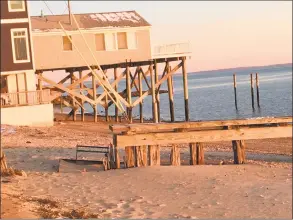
[{"x1": 233, "y1": 73, "x2": 261, "y2": 110}]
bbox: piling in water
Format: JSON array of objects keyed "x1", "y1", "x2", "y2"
[
  {"x1": 250, "y1": 73, "x2": 255, "y2": 110},
  {"x1": 233, "y1": 73, "x2": 238, "y2": 110},
  {"x1": 256, "y1": 73, "x2": 260, "y2": 108}
]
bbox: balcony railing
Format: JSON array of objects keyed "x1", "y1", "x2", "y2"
[
  {"x1": 152, "y1": 42, "x2": 192, "y2": 59},
  {"x1": 0, "y1": 89, "x2": 51, "y2": 107}
]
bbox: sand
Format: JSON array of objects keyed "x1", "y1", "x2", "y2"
[{"x1": 1, "y1": 119, "x2": 292, "y2": 219}]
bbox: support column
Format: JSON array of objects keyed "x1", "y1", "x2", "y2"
[
  {"x1": 150, "y1": 63, "x2": 158, "y2": 123},
  {"x1": 114, "y1": 67, "x2": 119, "y2": 122},
  {"x1": 196, "y1": 143, "x2": 204, "y2": 165},
  {"x1": 167, "y1": 65, "x2": 175, "y2": 122},
  {"x1": 148, "y1": 145, "x2": 160, "y2": 166},
  {"x1": 154, "y1": 60, "x2": 160, "y2": 122},
  {"x1": 79, "y1": 70, "x2": 85, "y2": 122},
  {"x1": 182, "y1": 57, "x2": 189, "y2": 121},
  {"x1": 138, "y1": 67, "x2": 143, "y2": 123},
  {"x1": 126, "y1": 66, "x2": 132, "y2": 123},
  {"x1": 92, "y1": 71, "x2": 97, "y2": 122},
  {"x1": 189, "y1": 143, "x2": 197, "y2": 165},
  {"x1": 170, "y1": 145, "x2": 180, "y2": 166},
  {"x1": 37, "y1": 71, "x2": 43, "y2": 103},
  {"x1": 70, "y1": 71, "x2": 77, "y2": 121}
]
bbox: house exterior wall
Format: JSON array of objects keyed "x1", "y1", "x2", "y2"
[
  {"x1": 0, "y1": 0, "x2": 29, "y2": 20},
  {"x1": 1, "y1": 103, "x2": 54, "y2": 126},
  {"x1": 0, "y1": 22, "x2": 34, "y2": 72},
  {"x1": 32, "y1": 28, "x2": 152, "y2": 70}
]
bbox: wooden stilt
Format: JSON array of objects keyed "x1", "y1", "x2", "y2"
[
  {"x1": 256, "y1": 73, "x2": 260, "y2": 108},
  {"x1": 70, "y1": 71, "x2": 77, "y2": 121},
  {"x1": 167, "y1": 65, "x2": 175, "y2": 122},
  {"x1": 103, "y1": 75, "x2": 109, "y2": 122},
  {"x1": 60, "y1": 96, "x2": 63, "y2": 114},
  {"x1": 250, "y1": 73, "x2": 255, "y2": 110},
  {"x1": 196, "y1": 143, "x2": 204, "y2": 165},
  {"x1": 37, "y1": 71, "x2": 43, "y2": 103},
  {"x1": 148, "y1": 145, "x2": 160, "y2": 166},
  {"x1": 92, "y1": 72, "x2": 97, "y2": 122},
  {"x1": 79, "y1": 70, "x2": 85, "y2": 121},
  {"x1": 138, "y1": 67, "x2": 144, "y2": 123},
  {"x1": 189, "y1": 143, "x2": 197, "y2": 165},
  {"x1": 232, "y1": 140, "x2": 246, "y2": 164},
  {"x1": 170, "y1": 145, "x2": 181, "y2": 166},
  {"x1": 126, "y1": 66, "x2": 132, "y2": 123},
  {"x1": 113, "y1": 135, "x2": 120, "y2": 169},
  {"x1": 182, "y1": 57, "x2": 189, "y2": 121},
  {"x1": 150, "y1": 63, "x2": 158, "y2": 123},
  {"x1": 233, "y1": 73, "x2": 238, "y2": 110},
  {"x1": 114, "y1": 67, "x2": 119, "y2": 122},
  {"x1": 154, "y1": 60, "x2": 161, "y2": 122}
]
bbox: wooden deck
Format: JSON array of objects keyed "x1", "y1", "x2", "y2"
[{"x1": 108, "y1": 116, "x2": 292, "y2": 168}]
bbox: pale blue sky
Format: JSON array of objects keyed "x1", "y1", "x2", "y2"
[{"x1": 28, "y1": 1, "x2": 292, "y2": 72}]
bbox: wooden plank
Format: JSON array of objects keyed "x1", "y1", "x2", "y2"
[
  {"x1": 110, "y1": 116, "x2": 292, "y2": 134},
  {"x1": 115, "y1": 126, "x2": 292, "y2": 147},
  {"x1": 38, "y1": 75, "x2": 97, "y2": 106}
]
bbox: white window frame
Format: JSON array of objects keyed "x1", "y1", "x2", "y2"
[
  {"x1": 105, "y1": 32, "x2": 118, "y2": 51},
  {"x1": 8, "y1": 0, "x2": 26, "y2": 12},
  {"x1": 126, "y1": 31, "x2": 138, "y2": 50},
  {"x1": 10, "y1": 28, "x2": 31, "y2": 64}
]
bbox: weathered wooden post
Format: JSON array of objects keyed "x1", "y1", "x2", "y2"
[
  {"x1": 126, "y1": 66, "x2": 132, "y2": 123},
  {"x1": 196, "y1": 143, "x2": 204, "y2": 165},
  {"x1": 37, "y1": 71, "x2": 43, "y2": 103},
  {"x1": 167, "y1": 65, "x2": 175, "y2": 122},
  {"x1": 70, "y1": 70, "x2": 77, "y2": 121},
  {"x1": 114, "y1": 67, "x2": 119, "y2": 122},
  {"x1": 79, "y1": 70, "x2": 85, "y2": 121},
  {"x1": 256, "y1": 73, "x2": 260, "y2": 108},
  {"x1": 92, "y1": 71, "x2": 97, "y2": 122},
  {"x1": 150, "y1": 62, "x2": 158, "y2": 123},
  {"x1": 148, "y1": 145, "x2": 160, "y2": 166},
  {"x1": 103, "y1": 75, "x2": 109, "y2": 122},
  {"x1": 250, "y1": 73, "x2": 255, "y2": 110},
  {"x1": 113, "y1": 135, "x2": 120, "y2": 169},
  {"x1": 138, "y1": 67, "x2": 144, "y2": 123},
  {"x1": 233, "y1": 73, "x2": 238, "y2": 110},
  {"x1": 182, "y1": 57, "x2": 189, "y2": 121},
  {"x1": 189, "y1": 143, "x2": 197, "y2": 165},
  {"x1": 125, "y1": 146, "x2": 135, "y2": 168},
  {"x1": 135, "y1": 146, "x2": 147, "y2": 167},
  {"x1": 154, "y1": 60, "x2": 161, "y2": 122},
  {"x1": 170, "y1": 145, "x2": 181, "y2": 166},
  {"x1": 232, "y1": 140, "x2": 246, "y2": 164},
  {"x1": 60, "y1": 96, "x2": 63, "y2": 114}
]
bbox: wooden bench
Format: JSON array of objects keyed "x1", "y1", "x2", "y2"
[{"x1": 75, "y1": 145, "x2": 110, "y2": 161}]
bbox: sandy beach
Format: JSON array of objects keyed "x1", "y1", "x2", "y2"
[{"x1": 1, "y1": 116, "x2": 292, "y2": 219}]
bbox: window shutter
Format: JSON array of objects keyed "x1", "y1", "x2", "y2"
[
  {"x1": 127, "y1": 31, "x2": 137, "y2": 49},
  {"x1": 104, "y1": 33, "x2": 116, "y2": 51}
]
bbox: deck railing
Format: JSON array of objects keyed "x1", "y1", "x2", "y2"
[
  {"x1": 0, "y1": 89, "x2": 51, "y2": 107},
  {"x1": 152, "y1": 42, "x2": 192, "y2": 58}
]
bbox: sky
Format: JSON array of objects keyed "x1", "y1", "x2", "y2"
[{"x1": 28, "y1": 1, "x2": 292, "y2": 73}]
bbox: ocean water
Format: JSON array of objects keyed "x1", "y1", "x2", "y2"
[{"x1": 59, "y1": 64, "x2": 292, "y2": 121}]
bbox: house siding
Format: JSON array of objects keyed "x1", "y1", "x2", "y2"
[
  {"x1": 32, "y1": 29, "x2": 152, "y2": 70},
  {"x1": 0, "y1": 0, "x2": 29, "y2": 20},
  {"x1": 0, "y1": 22, "x2": 33, "y2": 72}
]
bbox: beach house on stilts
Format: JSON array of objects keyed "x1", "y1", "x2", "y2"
[{"x1": 0, "y1": 0, "x2": 54, "y2": 126}]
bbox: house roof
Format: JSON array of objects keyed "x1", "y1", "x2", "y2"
[{"x1": 31, "y1": 10, "x2": 151, "y2": 32}]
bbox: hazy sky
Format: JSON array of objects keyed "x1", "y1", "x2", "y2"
[{"x1": 28, "y1": 1, "x2": 292, "y2": 72}]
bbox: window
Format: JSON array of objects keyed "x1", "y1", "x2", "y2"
[
  {"x1": 11, "y1": 28, "x2": 30, "y2": 63},
  {"x1": 8, "y1": 0, "x2": 25, "y2": 12},
  {"x1": 104, "y1": 33, "x2": 117, "y2": 51},
  {"x1": 95, "y1": 34, "x2": 105, "y2": 51},
  {"x1": 117, "y1": 32, "x2": 127, "y2": 49},
  {"x1": 63, "y1": 36, "x2": 72, "y2": 51}
]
